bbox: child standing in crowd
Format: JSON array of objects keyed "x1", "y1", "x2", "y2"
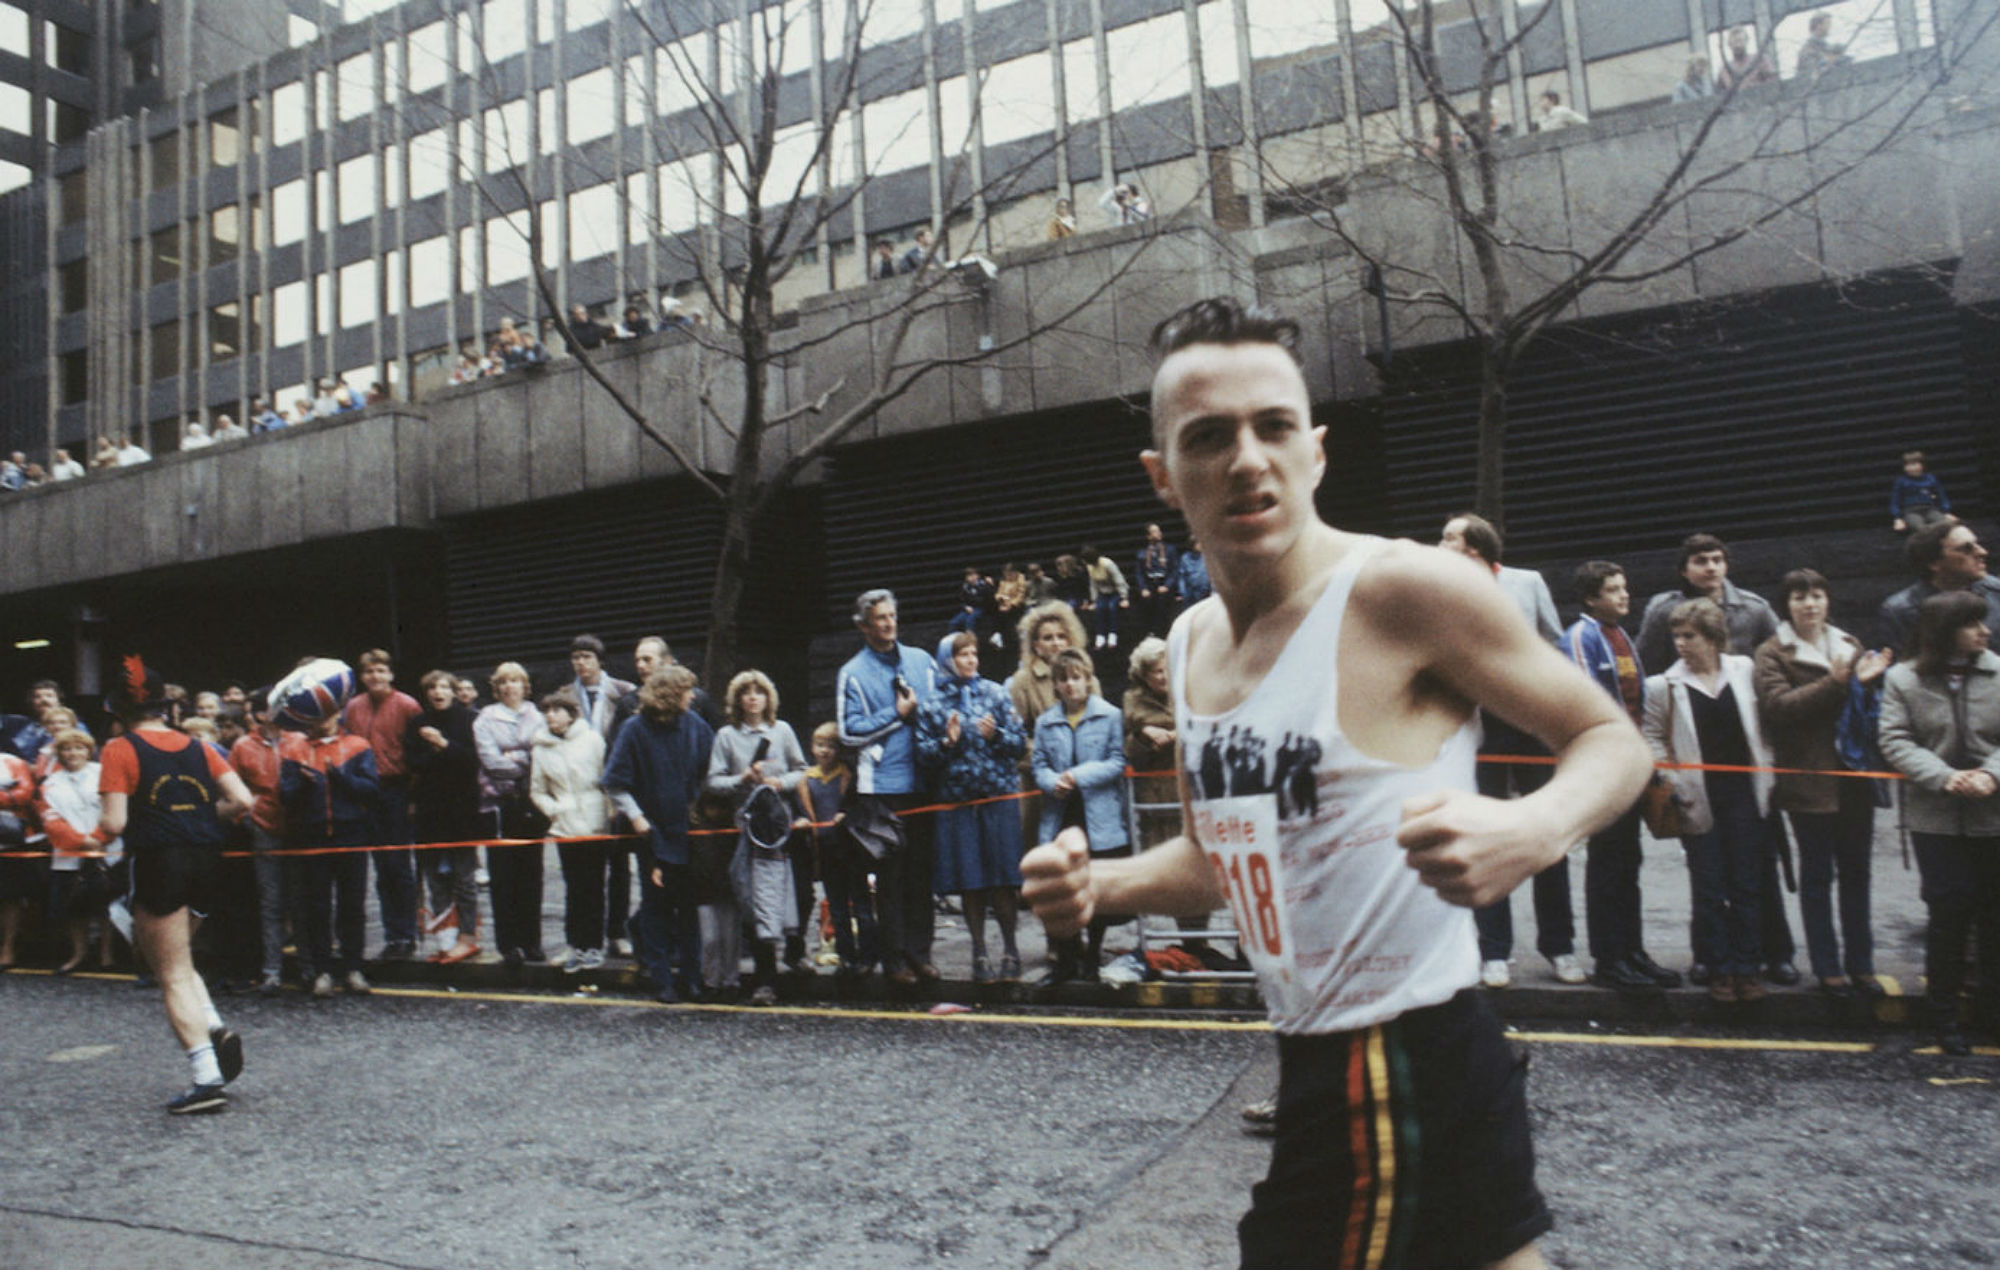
[
  {"x1": 1032, "y1": 647, "x2": 1130, "y2": 983},
  {"x1": 407, "y1": 670, "x2": 483, "y2": 964},
  {"x1": 917, "y1": 633, "x2": 1028, "y2": 982},
  {"x1": 1890, "y1": 450, "x2": 1951, "y2": 534},
  {"x1": 37, "y1": 730, "x2": 118, "y2": 974},
  {"x1": 279, "y1": 671, "x2": 383, "y2": 998},
  {"x1": 705, "y1": 670, "x2": 808, "y2": 1002},
  {"x1": 530, "y1": 691, "x2": 612, "y2": 973},
  {"x1": 794, "y1": 722, "x2": 875, "y2": 980}
]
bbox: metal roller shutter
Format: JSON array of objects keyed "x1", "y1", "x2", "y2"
[{"x1": 1371, "y1": 267, "x2": 1976, "y2": 561}]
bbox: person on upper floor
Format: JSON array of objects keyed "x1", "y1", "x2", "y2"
[{"x1": 1715, "y1": 25, "x2": 1777, "y2": 93}]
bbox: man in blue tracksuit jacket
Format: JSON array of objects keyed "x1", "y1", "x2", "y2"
[{"x1": 836, "y1": 587, "x2": 940, "y2": 984}]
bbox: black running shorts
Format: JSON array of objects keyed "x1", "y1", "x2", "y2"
[
  {"x1": 131, "y1": 844, "x2": 221, "y2": 919},
  {"x1": 1238, "y1": 988, "x2": 1551, "y2": 1270}
]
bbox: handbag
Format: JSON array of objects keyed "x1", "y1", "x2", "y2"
[{"x1": 1638, "y1": 684, "x2": 1687, "y2": 839}]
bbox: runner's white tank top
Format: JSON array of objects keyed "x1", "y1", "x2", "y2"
[{"x1": 1169, "y1": 535, "x2": 1480, "y2": 1034}]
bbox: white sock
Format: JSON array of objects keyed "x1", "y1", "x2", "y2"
[
  {"x1": 204, "y1": 1002, "x2": 225, "y2": 1033},
  {"x1": 188, "y1": 1043, "x2": 222, "y2": 1087}
]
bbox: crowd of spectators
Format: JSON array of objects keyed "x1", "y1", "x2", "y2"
[{"x1": 0, "y1": 505, "x2": 1994, "y2": 1049}]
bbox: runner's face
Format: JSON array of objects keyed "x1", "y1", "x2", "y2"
[{"x1": 1143, "y1": 343, "x2": 1324, "y2": 566}]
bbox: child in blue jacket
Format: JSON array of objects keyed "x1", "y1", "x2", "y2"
[{"x1": 1032, "y1": 647, "x2": 1129, "y2": 983}]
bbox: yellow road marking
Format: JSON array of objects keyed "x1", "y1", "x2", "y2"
[
  {"x1": 1509, "y1": 1030, "x2": 1876, "y2": 1054},
  {"x1": 12, "y1": 972, "x2": 1985, "y2": 1055}
]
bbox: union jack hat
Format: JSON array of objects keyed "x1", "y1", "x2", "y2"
[{"x1": 269, "y1": 657, "x2": 359, "y2": 726}]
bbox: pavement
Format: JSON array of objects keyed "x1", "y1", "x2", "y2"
[{"x1": 9, "y1": 808, "x2": 1947, "y2": 1031}]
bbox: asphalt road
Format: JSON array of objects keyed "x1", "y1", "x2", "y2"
[{"x1": 5, "y1": 973, "x2": 1998, "y2": 1269}]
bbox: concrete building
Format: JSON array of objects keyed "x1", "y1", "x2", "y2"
[{"x1": 0, "y1": 0, "x2": 1995, "y2": 711}]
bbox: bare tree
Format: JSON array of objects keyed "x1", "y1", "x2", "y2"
[
  {"x1": 439, "y1": 0, "x2": 1173, "y2": 680},
  {"x1": 1250, "y1": 0, "x2": 2000, "y2": 529}
]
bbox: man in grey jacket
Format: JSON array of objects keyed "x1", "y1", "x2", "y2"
[{"x1": 1634, "y1": 533, "x2": 1780, "y2": 672}]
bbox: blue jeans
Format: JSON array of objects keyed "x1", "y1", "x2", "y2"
[
  {"x1": 1788, "y1": 781, "x2": 1876, "y2": 982},
  {"x1": 303, "y1": 850, "x2": 369, "y2": 977},
  {"x1": 1683, "y1": 774, "x2": 1769, "y2": 977},
  {"x1": 372, "y1": 782, "x2": 418, "y2": 946}
]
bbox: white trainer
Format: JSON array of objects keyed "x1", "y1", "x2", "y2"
[
  {"x1": 1551, "y1": 953, "x2": 1588, "y2": 985},
  {"x1": 1480, "y1": 959, "x2": 1511, "y2": 989}
]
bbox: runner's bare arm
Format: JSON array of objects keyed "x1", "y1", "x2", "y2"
[
  {"x1": 1022, "y1": 741, "x2": 1221, "y2": 938},
  {"x1": 215, "y1": 769, "x2": 256, "y2": 821},
  {"x1": 99, "y1": 791, "x2": 128, "y2": 839},
  {"x1": 1367, "y1": 545, "x2": 1652, "y2": 907}
]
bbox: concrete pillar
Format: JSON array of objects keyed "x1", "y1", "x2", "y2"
[
  {"x1": 962, "y1": 0, "x2": 988, "y2": 247},
  {"x1": 1557, "y1": 0, "x2": 1588, "y2": 117},
  {"x1": 922, "y1": 0, "x2": 945, "y2": 230},
  {"x1": 1230, "y1": 0, "x2": 1263, "y2": 225},
  {"x1": 1499, "y1": 0, "x2": 1528, "y2": 135},
  {"x1": 1045, "y1": 0, "x2": 1070, "y2": 202},
  {"x1": 1335, "y1": 0, "x2": 1363, "y2": 168},
  {"x1": 1089, "y1": 0, "x2": 1113, "y2": 187}
]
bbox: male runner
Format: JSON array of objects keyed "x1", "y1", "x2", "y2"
[
  {"x1": 98, "y1": 657, "x2": 257, "y2": 1114},
  {"x1": 1022, "y1": 298, "x2": 1651, "y2": 1269}
]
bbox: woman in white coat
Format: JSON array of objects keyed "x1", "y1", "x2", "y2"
[{"x1": 1642, "y1": 597, "x2": 1778, "y2": 1004}]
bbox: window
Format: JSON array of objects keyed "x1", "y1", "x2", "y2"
[
  {"x1": 1108, "y1": 13, "x2": 1192, "y2": 111},
  {"x1": 49, "y1": 100, "x2": 88, "y2": 145},
  {"x1": 0, "y1": 4, "x2": 26, "y2": 59},
  {"x1": 209, "y1": 107, "x2": 240, "y2": 167},
  {"x1": 273, "y1": 280, "x2": 307, "y2": 346},
  {"x1": 0, "y1": 81, "x2": 28, "y2": 139},
  {"x1": 129, "y1": 36, "x2": 159, "y2": 85},
  {"x1": 383, "y1": 248, "x2": 402, "y2": 316},
  {"x1": 407, "y1": 129, "x2": 448, "y2": 200},
  {"x1": 337, "y1": 53, "x2": 374, "y2": 121},
  {"x1": 149, "y1": 321, "x2": 181, "y2": 381},
  {"x1": 149, "y1": 131, "x2": 180, "y2": 187},
  {"x1": 338, "y1": 153, "x2": 375, "y2": 223},
  {"x1": 314, "y1": 70, "x2": 331, "y2": 133},
  {"x1": 483, "y1": 99, "x2": 527, "y2": 172},
  {"x1": 272, "y1": 179, "x2": 306, "y2": 245},
  {"x1": 568, "y1": 183, "x2": 617, "y2": 263},
  {"x1": 46, "y1": 21, "x2": 89, "y2": 75},
  {"x1": 59, "y1": 259, "x2": 87, "y2": 313},
  {"x1": 408, "y1": 236, "x2": 447, "y2": 307},
  {"x1": 480, "y1": 0, "x2": 528, "y2": 63},
  {"x1": 210, "y1": 302, "x2": 243, "y2": 360},
  {"x1": 339, "y1": 259, "x2": 377, "y2": 327},
  {"x1": 567, "y1": 68, "x2": 615, "y2": 145},
  {"x1": 246, "y1": 97, "x2": 263, "y2": 155},
  {"x1": 315, "y1": 169, "x2": 332, "y2": 233},
  {"x1": 288, "y1": 16, "x2": 317, "y2": 48},
  {"x1": 863, "y1": 87, "x2": 929, "y2": 175},
  {"x1": 58, "y1": 171, "x2": 87, "y2": 226},
  {"x1": 60, "y1": 349, "x2": 88, "y2": 406},
  {"x1": 981, "y1": 53, "x2": 1055, "y2": 146},
  {"x1": 149, "y1": 226, "x2": 182, "y2": 285},
  {"x1": 272, "y1": 81, "x2": 306, "y2": 147},
  {"x1": 486, "y1": 211, "x2": 530, "y2": 284},
  {"x1": 407, "y1": 21, "x2": 449, "y2": 95},
  {"x1": 209, "y1": 204, "x2": 241, "y2": 264}
]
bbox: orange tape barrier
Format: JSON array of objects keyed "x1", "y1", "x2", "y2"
[{"x1": 0, "y1": 756, "x2": 1904, "y2": 861}]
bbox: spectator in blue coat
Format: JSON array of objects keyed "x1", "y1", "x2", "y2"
[
  {"x1": 604, "y1": 664, "x2": 714, "y2": 1002},
  {"x1": 836, "y1": 588, "x2": 941, "y2": 984},
  {"x1": 916, "y1": 632, "x2": 1027, "y2": 983},
  {"x1": 1033, "y1": 647, "x2": 1130, "y2": 983}
]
